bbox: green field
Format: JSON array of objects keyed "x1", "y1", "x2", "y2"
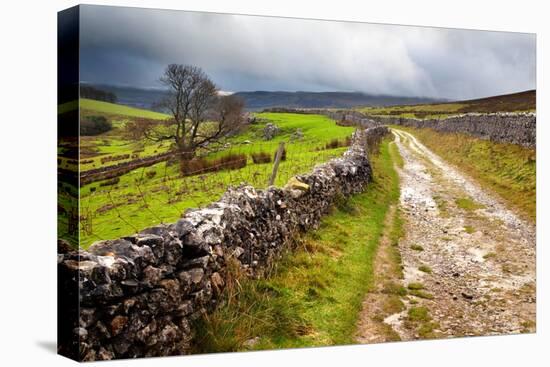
[
  {"x1": 80, "y1": 98, "x2": 170, "y2": 119},
  {"x1": 77, "y1": 100, "x2": 355, "y2": 248},
  {"x1": 77, "y1": 99, "x2": 172, "y2": 171},
  {"x1": 193, "y1": 138, "x2": 400, "y2": 352}
]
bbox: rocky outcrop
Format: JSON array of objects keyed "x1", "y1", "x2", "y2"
[
  {"x1": 262, "y1": 122, "x2": 281, "y2": 140},
  {"x1": 57, "y1": 126, "x2": 390, "y2": 361},
  {"x1": 369, "y1": 112, "x2": 536, "y2": 148}
]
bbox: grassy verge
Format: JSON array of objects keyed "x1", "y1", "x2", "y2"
[
  {"x1": 193, "y1": 137, "x2": 400, "y2": 353},
  {"x1": 355, "y1": 194, "x2": 405, "y2": 341},
  {"x1": 394, "y1": 126, "x2": 535, "y2": 222}
]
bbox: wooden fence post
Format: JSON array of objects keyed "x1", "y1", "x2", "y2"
[{"x1": 268, "y1": 142, "x2": 285, "y2": 186}]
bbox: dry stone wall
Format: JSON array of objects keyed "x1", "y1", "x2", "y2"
[
  {"x1": 57, "y1": 126, "x2": 390, "y2": 361},
  {"x1": 263, "y1": 108, "x2": 536, "y2": 148},
  {"x1": 369, "y1": 112, "x2": 536, "y2": 148},
  {"x1": 80, "y1": 150, "x2": 178, "y2": 186}
]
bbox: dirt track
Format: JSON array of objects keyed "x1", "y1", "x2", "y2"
[{"x1": 357, "y1": 129, "x2": 536, "y2": 342}]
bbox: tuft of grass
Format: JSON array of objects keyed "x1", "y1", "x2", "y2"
[
  {"x1": 418, "y1": 321, "x2": 440, "y2": 338},
  {"x1": 409, "y1": 290, "x2": 434, "y2": 300},
  {"x1": 193, "y1": 138, "x2": 400, "y2": 351},
  {"x1": 483, "y1": 252, "x2": 497, "y2": 260},
  {"x1": 464, "y1": 225, "x2": 476, "y2": 234},
  {"x1": 395, "y1": 127, "x2": 535, "y2": 222},
  {"x1": 418, "y1": 265, "x2": 432, "y2": 273},
  {"x1": 382, "y1": 282, "x2": 408, "y2": 297},
  {"x1": 406, "y1": 282, "x2": 434, "y2": 299},
  {"x1": 384, "y1": 297, "x2": 406, "y2": 316},
  {"x1": 193, "y1": 278, "x2": 312, "y2": 353},
  {"x1": 410, "y1": 244, "x2": 424, "y2": 251},
  {"x1": 455, "y1": 197, "x2": 484, "y2": 211},
  {"x1": 405, "y1": 306, "x2": 440, "y2": 338},
  {"x1": 407, "y1": 306, "x2": 431, "y2": 322},
  {"x1": 378, "y1": 324, "x2": 402, "y2": 342},
  {"x1": 407, "y1": 282, "x2": 424, "y2": 290}
]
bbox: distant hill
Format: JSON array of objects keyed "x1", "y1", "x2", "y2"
[
  {"x1": 359, "y1": 90, "x2": 535, "y2": 119},
  {"x1": 233, "y1": 91, "x2": 443, "y2": 110},
  {"x1": 446, "y1": 89, "x2": 536, "y2": 113},
  {"x1": 83, "y1": 83, "x2": 444, "y2": 111},
  {"x1": 80, "y1": 85, "x2": 117, "y2": 104},
  {"x1": 82, "y1": 83, "x2": 169, "y2": 110}
]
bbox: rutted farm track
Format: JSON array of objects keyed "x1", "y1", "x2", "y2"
[{"x1": 358, "y1": 129, "x2": 536, "y2": 341}]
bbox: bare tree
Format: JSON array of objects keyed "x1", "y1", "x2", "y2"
[
  {"x1": 208, "y1": 94, "x2": 246, "y2": 137},
  {"x1": 127, "y1": 64, "x2": 244, "y2": 172}
]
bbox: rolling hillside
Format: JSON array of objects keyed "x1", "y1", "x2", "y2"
[
  {"x1": 84, "y1": 83, "x2": 444, "y2": 111},
  {"x1": 80, "y1": 98, "x2": 169, "y2": 119},
  {"x1": 233, "y1": 91, "x2": 443, "y2": 110},
  {"x1": 359, "y1": 90, "x2": 535, "y2": 118}
]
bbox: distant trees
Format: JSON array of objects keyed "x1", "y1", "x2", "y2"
[
  {"x1": 127, "y1": 64, "x2": 244, "y2": 173},
  {"x1": 80, "y1": 115, "x2": 112, "y2": 136},
  {"x1": 80, "y1": 85, "x2": 117, "y2": 103}
]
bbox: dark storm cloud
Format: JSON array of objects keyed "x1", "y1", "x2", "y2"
[{"x1": 79, "y1": 5, "x2": 536, "y2": 100}]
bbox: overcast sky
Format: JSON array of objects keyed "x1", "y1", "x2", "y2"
[{"x1": 79, "y1": 5, "x2": 536, "y2": 100}]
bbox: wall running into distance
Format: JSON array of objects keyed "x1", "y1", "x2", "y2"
[{"x1": 57, "y1": 126, "x2": 390, "y2": 361}]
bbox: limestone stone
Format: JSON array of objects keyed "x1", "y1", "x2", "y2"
[{"x1": 57, "y1": 126, "x2": 390, "y2": 361}]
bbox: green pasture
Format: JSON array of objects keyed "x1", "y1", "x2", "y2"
[
  {"x1": 76, "y1": 99, "x2": 171, "y2": 170},
  {"x1": 79, "y1": 110, "x2": 355, "y2": 248},
  {"x1": 80, "y1": 98, "x2": 170, "y2": 119}
]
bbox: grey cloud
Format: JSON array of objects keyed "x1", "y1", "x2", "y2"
[{"x1": 79, "y1": 5, "x2": 536, "y2": 100}]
